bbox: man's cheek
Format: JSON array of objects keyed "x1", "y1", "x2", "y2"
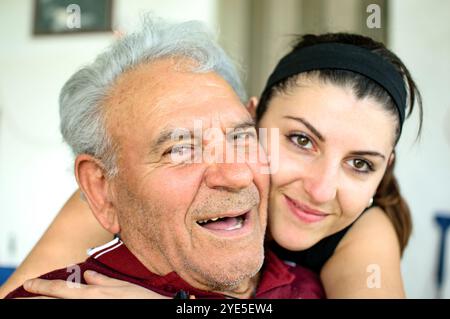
[
  {"x1": 251, "y1": 165, "x2": 269, "y2": 199},
  {"x1": 154, "y1": 168, "x2": 202, "y2": 193}
]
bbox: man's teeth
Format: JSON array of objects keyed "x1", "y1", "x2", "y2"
[
  {"x1": 198, "y1": 217, "x2": 219, "y2": 224},
  {"x1": 197, "y1": 216, "x2": 245, "y2": 230}
]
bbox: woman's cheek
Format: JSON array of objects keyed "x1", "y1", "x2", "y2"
[
  {"x1": 337, "y1": 181, "x2": 374, "y2": 221},
  {"x1": 272, "y1": 151, "x2": 310, "y2": 192}
]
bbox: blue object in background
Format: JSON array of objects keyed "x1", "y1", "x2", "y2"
[
  {"x1": 435, "y1": 212, "x2": 450, "y2": 298},
  {"x1": 0, "y1": 267, "x2": 16, "y2": 286}
]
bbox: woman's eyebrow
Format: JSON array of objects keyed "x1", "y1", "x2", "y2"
[
  {"x1": 283, "y1": 116, "x2": 325, "y2": 142},
  {"x1": 349, "y1": 151, "x2": 386, "y2": 160}
]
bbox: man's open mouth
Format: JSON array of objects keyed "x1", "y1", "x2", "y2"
[{"x1": 196, "y1": 211, "x2": 250, "y2": 231}]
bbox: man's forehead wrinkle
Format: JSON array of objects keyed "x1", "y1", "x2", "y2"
[
  {"x1": 146, "y1": 89, "x2": 236, "y2": 124},
  {"x1": 203, "y1": 79, "x2": 230, "y2": 90}
]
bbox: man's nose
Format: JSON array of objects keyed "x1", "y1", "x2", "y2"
[
  {"x1": 302, "y1": 158, "x2": 339, "y2": 204},
  {"x1": 204, "y1": 163, "x2": 254, "y2": 192}
]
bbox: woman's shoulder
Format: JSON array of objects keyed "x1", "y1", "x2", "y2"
[
  {"x1": 320, "y1": 206, "x2": 405, "y2": 297},
  {"x1": 336, "y1": 206, "x2": 399, "y2": 252}
]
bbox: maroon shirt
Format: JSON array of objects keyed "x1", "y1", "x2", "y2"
[{"x1": 6, "y1": 238, "x2": 324, "y2": 299}]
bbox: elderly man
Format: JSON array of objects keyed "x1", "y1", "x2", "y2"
[{"x1": 5, "y1": 17, "x2": 323, "y2": 299}]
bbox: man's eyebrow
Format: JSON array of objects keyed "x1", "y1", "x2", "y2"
[
  {"x1": 151, "y1": 127, "x2": 191, "y2": 153},
  {"x1": 349, "y1": 151, "x2": 386, "y2": 160},
  {"x1": 283, "y1": 116, "x2": 325, "y2": 142},
  {"x1": 150, "y1": 119, "x2": 256, "y2": 154},
  {"x1": 230, "y1": 119, "x2": 256, "y2": 130}
]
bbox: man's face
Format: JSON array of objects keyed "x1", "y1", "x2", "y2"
[{"x1": 103, "y1": 59, "x2": 268, "y2": 292}]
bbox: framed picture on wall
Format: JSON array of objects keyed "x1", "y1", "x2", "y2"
[{"x1": 33, "y1": 0, "x2": 113, "y2": 35}]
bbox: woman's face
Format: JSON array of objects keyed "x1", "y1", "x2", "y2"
[{"x1": 256, "y1": 79, "x2": 396, "y2": 251}]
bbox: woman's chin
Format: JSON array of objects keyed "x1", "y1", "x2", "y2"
[{"x1": 272, "y1": 228, "x2": 320, "y2": 251}]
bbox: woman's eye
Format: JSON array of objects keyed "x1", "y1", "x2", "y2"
[
  {"x1": 347, "y1": 158, "x2": 373, "y2": 173},
  {"x1": 289, "y1": 134, "x2": 313, "y2": 150}
]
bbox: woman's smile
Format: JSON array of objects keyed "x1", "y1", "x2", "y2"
[{"x1": 283, "y1": 194, "x2": 331, "y2": 224}]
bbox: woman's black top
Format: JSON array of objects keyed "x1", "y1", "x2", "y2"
[{"x1": 269, "y1": 208, "x2": 369, "y2": 274}]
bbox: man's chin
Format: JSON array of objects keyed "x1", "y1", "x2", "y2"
[{"x1": 194, "y1": 249, "x2": 265, "y2": 292}]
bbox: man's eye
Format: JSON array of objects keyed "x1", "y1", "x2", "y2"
[
  {"x1": 230, "y1": 131, "x2": 256, "y2": 142},
  {"x1": 289, "y1": 134, "x2": 313, "y2": 150},
  {"x1": 165, "y1": 144, "x2": 197, "y2": 162},
  {"x1": 172, "y1": 144, "x2": 192, "y2": 154},
  {"x1": 347, "y1": 158, "x2": 374, "y2": 173}
]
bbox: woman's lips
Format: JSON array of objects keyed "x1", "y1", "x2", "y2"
[{"x1": 284, "y1": 195, "x2": 329, "y2": 224}]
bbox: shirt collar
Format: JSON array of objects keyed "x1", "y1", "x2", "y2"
[
  {"x1": 254, "y1": 249, "x2": 296, "y2": 297},
  {"x1": 88, "y1": 238, "x2": 296, "y2": 298}
]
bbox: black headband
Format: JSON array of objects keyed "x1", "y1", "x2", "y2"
[{"x1": 262, "y1": 43, "x2": 407, "y2": 129}]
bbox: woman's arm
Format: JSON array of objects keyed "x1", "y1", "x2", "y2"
[
  {"x1": 0, "y1": 189, "x2": 113, "y2": 298},
  {"x1": 320, "y1": 207, "x2": 406, "y2": 298}
]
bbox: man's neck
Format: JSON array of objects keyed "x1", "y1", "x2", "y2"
[{"x1": 120, "y1": 233, "x2": 173, "y2": 275}]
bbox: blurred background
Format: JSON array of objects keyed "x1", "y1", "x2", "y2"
[{"x1": 0, "y1": 0, "x2": 449, "y2": 298}]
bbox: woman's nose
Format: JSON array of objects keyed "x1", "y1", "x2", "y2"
[{"x1": 302, "y1": 159, "x2": 339, "y2": 204}]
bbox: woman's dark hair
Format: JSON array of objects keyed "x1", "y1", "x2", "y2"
[{"x1": 256, "y1": 33, "x2": 423, "y2": 254}]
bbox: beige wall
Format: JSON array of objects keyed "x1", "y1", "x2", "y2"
[{"x1": 217, "y1": 0, "x2": 386, "y2": 97}]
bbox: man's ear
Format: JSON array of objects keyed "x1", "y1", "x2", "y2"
[
  {"x1": 75, "y1": 154, "x2": 120, "y2": 234},
  {"x1": 246, "y1": 96, "x2": 259, "y2": 119},
  {"x1": 388, "y1": 152, "x2": 395, "y2": 167}
]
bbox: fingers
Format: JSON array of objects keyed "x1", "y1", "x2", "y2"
[
  {"x1": 83, "y1": 270, "x2": 127, "y2": 287},
  {"x1": 22, "y1": 272, "x2": 171, "y2": 299},
  {"x1": 23, "y1": 278, "x2": 88, "y2": 299},
  {"x1": 15, "y1": 296, "x2": 56, "y2": 299},
  {"x1": 83, "y1": 271, "x2": 169, "y2": 298}
]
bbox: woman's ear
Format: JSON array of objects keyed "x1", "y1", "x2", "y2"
[
  {"x1": 75, "y1": 154, "x2": 120, "y2": 234},
  {"x1": 246, "y1": 96, "x2": 259, "y2": 119}
]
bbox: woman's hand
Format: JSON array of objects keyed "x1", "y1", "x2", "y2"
[{"x1": 22, "y1": 270, "x2": 170, "y2": 299}]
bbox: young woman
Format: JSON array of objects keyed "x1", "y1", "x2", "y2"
[{"x1": 0, "y1": 32, "x2": 422, "y2": 298}]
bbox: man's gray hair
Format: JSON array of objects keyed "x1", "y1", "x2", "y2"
[{"x1": 59, "y1": 15, "x2": 247, "y2": 177}]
